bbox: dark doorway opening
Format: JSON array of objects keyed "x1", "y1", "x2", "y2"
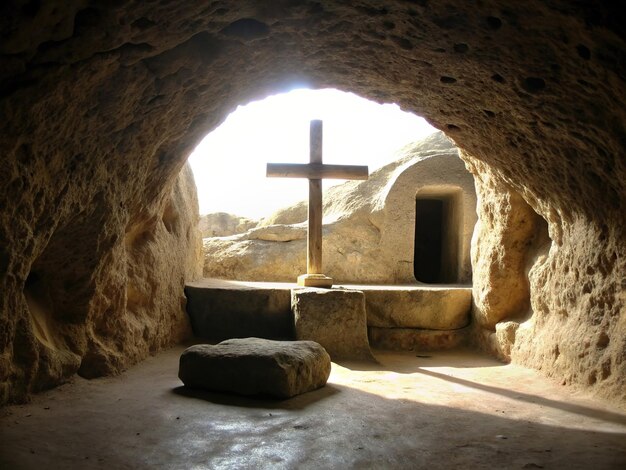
[
  {"x1": 414, "y1": 191, "x2": 461, "y2": 283},
  {"x1": 414, "y1": 199, "x2": 443, "y2": 282}
]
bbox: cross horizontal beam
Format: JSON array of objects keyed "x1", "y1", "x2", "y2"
[{"x1": 266, "y1": 163, "x2": 369, "y2": 180}]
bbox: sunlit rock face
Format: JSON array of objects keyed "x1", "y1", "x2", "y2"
[
  {"x1": 0, "y1": 1, "x2": 624, "y2": 404},
  {"x1": 203, "y1": 132, "x2": 477, "y2": 285},
  {"x1": 199, "y1": 213, "x2": 257, "y2": 238}
]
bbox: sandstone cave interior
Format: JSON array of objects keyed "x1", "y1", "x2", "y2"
[{"x1": 0, "y1": 2, "x2": 625, "y2": 469}]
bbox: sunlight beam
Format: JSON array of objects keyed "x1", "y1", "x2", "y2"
[{"x1": 188, "y1": 88, "x2": 436, "y2": 220}]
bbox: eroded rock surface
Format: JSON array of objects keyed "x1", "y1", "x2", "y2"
[
  {"x1": 1, "y1": 1, "x2": 625, "y2": 405},
  {"x1": 178, "y1": 338, "x2": 331, "y2": 398},
  {"x1": 469, "y1": 159, "x2": 550, "y2": 331},
  {"x1": 466, "y1": 158, "x2": 625, "y2": 404},
  {"x1": 1, "y1": 161, "x2": 202, "y2": 402}
]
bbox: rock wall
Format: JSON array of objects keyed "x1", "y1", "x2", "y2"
[
  {"x1": 467, "y1": 158, "x2": 625, "y2": 404},
  {"x1": 469, "y1": 158, "x2": 550, "y2": 333},
  {"x1": 203, "y1": 133, "x2": 477, "y2": 284},
  {"x1": 1, "y1": 160, "x2": 202, "y2": 403},
  {"x1": 0, "y1": 1, "x2": 624, "y2": 404}
]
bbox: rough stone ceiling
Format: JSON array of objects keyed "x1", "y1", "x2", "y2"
[{"x1": 2, "y1": 1, "x2": 624, "y2": 222}]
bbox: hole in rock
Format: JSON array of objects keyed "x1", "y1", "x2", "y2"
[
  {"x1": 23, "y1": 271, "x2": 57, "y2": 349},
  {"x1": 414, "y1": 189, "x2": 463, "y2": 284},
  {"x1": 187, "y1": 88, "x2": 481, "y2": 288},
  {"x1": 576, "y1": 44, "x2": 591, "y2": 60},
  {"x1": 522, "y1": 77, "x2": 546, "y2": 93},
  {"x1": 453, "y1": 43, "x2": 469, "y2": 53},
  {"x1": 486, "y1": 16, "x2": 502, "y2": 30}
]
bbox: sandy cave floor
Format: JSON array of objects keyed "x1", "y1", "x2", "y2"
[{"x1": 1, "y1": 346, "x2": 625, "y2": 470}]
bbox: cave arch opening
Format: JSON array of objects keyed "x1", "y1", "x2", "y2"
[{"x1": 187, "y1": 87, "x2": 438, "y2": 224}]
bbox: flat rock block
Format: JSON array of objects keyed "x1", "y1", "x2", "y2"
[
  {"x1": 292, "y1": 288, "x2": 373, "y2": 361},
  {"x1": 178, "y1": 338, "x2": 331, "y2": 399},
  {"x1": 185, "y1": 283, "x2": 293, "y2": 341}
]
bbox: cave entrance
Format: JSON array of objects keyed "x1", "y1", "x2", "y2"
[{"x1": 414, "y1": 189, "x2": 463, "y2": 284}]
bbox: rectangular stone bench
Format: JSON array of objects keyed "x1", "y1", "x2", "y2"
[{"x1": 185, "y1": 279, "x2": 472, "y2": 354}]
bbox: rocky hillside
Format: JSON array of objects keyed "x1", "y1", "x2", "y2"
[{"x1": 202, "y1": 132, "x2": 477, "y2": 284}]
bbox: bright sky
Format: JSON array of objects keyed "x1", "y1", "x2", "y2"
[{"x1": 188, "y1": 88, "x2": 436, "y2": 219}]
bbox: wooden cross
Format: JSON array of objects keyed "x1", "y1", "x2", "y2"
[{"x1": 267, "y1": 120, "x2": 369, "y2": 288}]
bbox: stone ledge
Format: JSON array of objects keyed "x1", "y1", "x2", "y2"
[
  {"x1": 184, "y1": 284, "x2": 293, "y2": 340},
  {"x1": 368, "y1": 327, "x2": 468, "y2": 351},
  {"x1": 362, "y1": 287, "x2": 471, "y2": 329},
  {"x1": 185, "y1": 280, "x2": 472, "y2": 353}
]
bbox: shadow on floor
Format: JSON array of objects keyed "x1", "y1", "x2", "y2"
[
  {"x1": 171, "y1": 383, "x2": 341, "y2": 410},
  {"x1": 415, "y1": 367, "x2": 626, "y2": 425}
]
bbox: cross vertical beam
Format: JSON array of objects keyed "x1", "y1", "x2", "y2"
[
  {"x1": 267, "y1": 120, "x2": 369, "y2": 288},
  {"x1": 308, "y1": 120, "x2": 323, "y2": 276}
]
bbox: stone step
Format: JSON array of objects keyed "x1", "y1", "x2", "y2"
[
  {"x1": 185, "y1": 279, "x2": 472, "y2": 351},
  {"x1": 367, "y1": 327, "x2": 468, "y2": 351},
  {"x1": 345, "y1": 285, "x2": 471, "y2": 330}
]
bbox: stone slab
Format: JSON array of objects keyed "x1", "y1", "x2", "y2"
[
  {"x1": 362, "y1": 287, "x2": 471, "y2": 329},
  {"x1": 185, "y1": 280, "x2": 472, "y2": 352},
  {"x1": 368, "y1": 327, "x2": 468, "y2": 351},
  {"x1": 292, "y1": 288, "x2": 373, "y2": 360},
  {"x1": 185, "y1": 281, "x2": 293, "y2": 341},
  {"x1": 178, "y1": 338, "x2": 331, "y2": 398}
]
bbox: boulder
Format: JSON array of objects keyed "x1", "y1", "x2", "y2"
[
  {"x1": 292, "y1": 288, "x2": 373, "y2": 361},
  {"x1": 199, "y1": 212, "x2": 257, "y2": 238},
  {"x1": 178, "y1": 338, "x2": 331, "y2": 398}
]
